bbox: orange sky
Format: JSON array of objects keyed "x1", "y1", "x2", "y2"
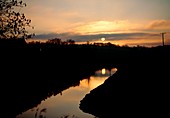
[{"x1": 23, "y1": 0, "x2": 170, "y2": 46}]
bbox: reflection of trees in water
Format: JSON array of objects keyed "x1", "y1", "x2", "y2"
[
  {"x1": 34, "y1": 108, "x2": 47, "y2": 118},
  {"x1": 13, "y1": 63, "x2": 115, "y2": 118},
  {"x1": 60, "y1": 115, "x2": 98, "y2": 118},
  {"x1": 60, "y1": 114, "x2": 78, "y2": 118},
  {"x1": 94, "y1": 68, "x2": 117, "y2": 77},
  {"x1": 34, "y1": 109, "x2": 97, "y2": 118},
  {"x1": 87, "y1": 77, "x2": 90, "y2": 87}
]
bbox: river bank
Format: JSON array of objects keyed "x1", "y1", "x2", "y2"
[{"x1": 79, "y1": 46, "x2": 170, "y2": 118}]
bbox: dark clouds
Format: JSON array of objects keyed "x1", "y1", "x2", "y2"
[{"x1": 33, "y1": 32, "x2": 160, "y2": 42}]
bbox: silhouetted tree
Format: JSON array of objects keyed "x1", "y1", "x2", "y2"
[
  {"x1": 47, "y1": 38, "x2": 62, "y2": 45},
  {"x1": 67, "y1": 39, "x2": 75, "y2": 45},
  {"x1": 0, "y1": 0, "x2": 33, "y2": 39}
]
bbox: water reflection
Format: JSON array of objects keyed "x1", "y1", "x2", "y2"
[
  {"x1": 101, "y1": 68, "x2": 106, "y2": 75},
  {"x1": 16, "y1": 68, "x2": 117, "y2": 118}
]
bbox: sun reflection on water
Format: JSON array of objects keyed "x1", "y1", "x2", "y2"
[{"x1": 101, "y1": 68, "x2": 106, "y2": 74}]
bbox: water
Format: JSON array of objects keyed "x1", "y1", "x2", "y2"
[{"x1": 16, "y1": 68, "x2": 117, "y2": 118}]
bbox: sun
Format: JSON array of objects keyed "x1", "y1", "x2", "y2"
[{"x1": 101, "y1": 37, "x2": 105, "y2": 42}]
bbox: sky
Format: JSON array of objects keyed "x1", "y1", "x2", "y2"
[{"x1": 23, "y1": 0, "x2": 170, "y2": 46}]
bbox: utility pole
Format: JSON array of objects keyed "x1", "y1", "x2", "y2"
[{"x1": 160, "y1": 32, "x2": 166, "y2": 46}]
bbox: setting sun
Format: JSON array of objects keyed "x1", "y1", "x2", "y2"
[{"x1": 101, "y1": 37, "x2": 105, "y2": 42}]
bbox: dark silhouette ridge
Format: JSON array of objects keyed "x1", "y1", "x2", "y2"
[
  {"x1": 1, "y1": 39, "x2": 170, "y2": 118},
  {"x1": 0, "y1": 38, "x2": 27, "y2": 46}
]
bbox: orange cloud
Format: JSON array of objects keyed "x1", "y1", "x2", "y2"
[
  {"x1": 146, "y1": 20, "x2": 170, "y2": 30},
  {"x1": 73, "y1": 20, "x2": 170, "y2": 35},
  {"x1": 72, "y1": 20, "x2": 143, "y2": 34}
]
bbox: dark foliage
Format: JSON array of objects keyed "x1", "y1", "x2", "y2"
[{"x1": 0, "y1": 0, "x2": 33, "y2": 39}]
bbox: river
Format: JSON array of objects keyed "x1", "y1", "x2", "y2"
[{"x1": 16, "y1": 68, "x2": 117, "y2": 118}]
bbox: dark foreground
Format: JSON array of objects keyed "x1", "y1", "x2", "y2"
[
  {"x1": 80, "y1": 45, "x2": 170, "y2": 118},
  {"x1": 0, "y1": 39, "x2": 170, "y2": 118}
]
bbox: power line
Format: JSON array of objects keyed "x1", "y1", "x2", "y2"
[
  {"x1": 160, "y1": 32, "x2": 170, "y2": 46},
  {"x1": 160, "y1": 32, "x2": 166, "y2": 46}
]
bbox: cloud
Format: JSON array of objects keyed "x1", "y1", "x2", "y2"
[
  {"x1": 72, "y1": 20, "x2": 170, "y2": 35},
  {"x1": 33, "y1": 32, "x2": 158, "y2": 42},
  {"x1": 72, "y1": 20, "x2": 143, "y2": 34},
  {"x1": 25, "y1": 1, "x2": 170, "y2": 34},
  {"x1": 146, "y1": 20, "x2": 170, "y2": 30}
]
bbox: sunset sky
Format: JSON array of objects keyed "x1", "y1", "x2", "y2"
[{"x1": 23, "y1": 0, "x2": 170, "y2": 46}]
